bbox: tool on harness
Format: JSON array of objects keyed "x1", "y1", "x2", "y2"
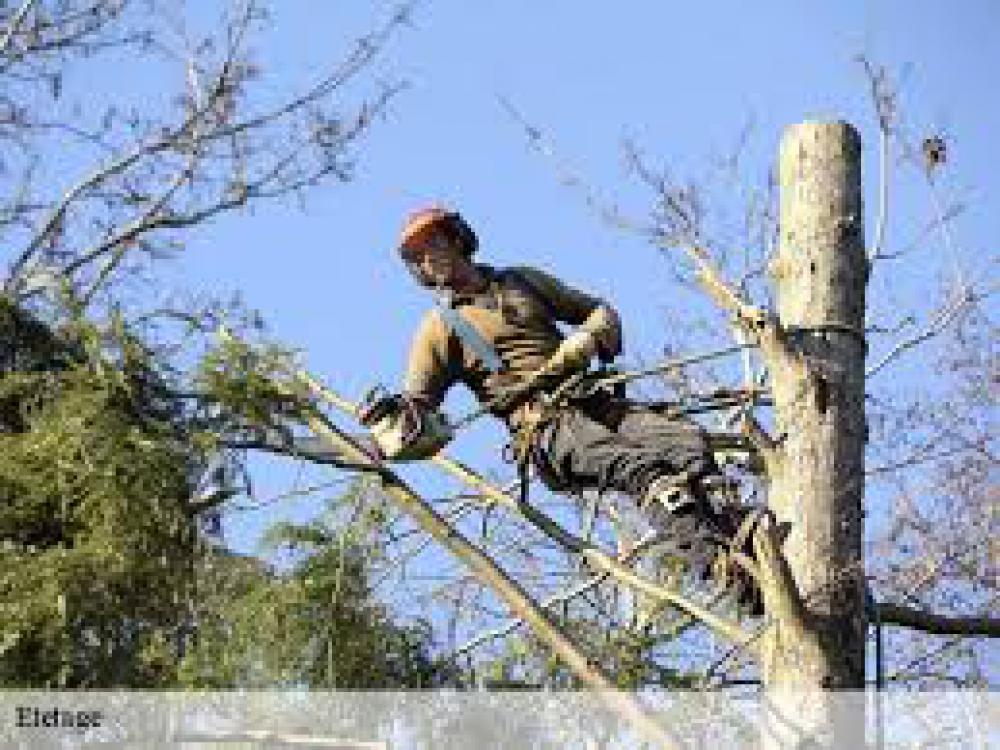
[
  {"x1": 452, "y1": 360, "x2": 596, "y2": 432},
  {"x1": 435, "y1": 295, "x2": 505, "y2": 373},
  {"x1": 505, "y1": 369, "x2": 599, "y2": 511},
  {"x1": 505, "y1": 374, "x2": 577, "y2": 455}
]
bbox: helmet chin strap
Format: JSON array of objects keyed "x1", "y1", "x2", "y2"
[{"x1": 403, "y1": 257, "x2": 443, "y2": 290}]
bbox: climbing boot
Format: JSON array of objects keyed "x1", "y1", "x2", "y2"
[
  {"x1": 641, "y1": 474, "x2": 699, "y2": 518},
  {"x1": 641, "y1": 476, "x2": 780, "y2": 617},
  {"x1": 640, "y1": 475, "x2": 726, "y2": 584}
]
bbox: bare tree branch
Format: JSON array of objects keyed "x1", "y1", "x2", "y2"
[
  {"x1": 877, "y1": 602, "x2": 1000, "y2": 638},
  {"x1": 866, "y1": 282, "x2": 992, "y2": 378},
  {"x1": 0, "y1": 0, "x2": 41, "y2": 56},
  {"x1": 3, "y1": 1, "x2": 411, "y2": 304}
]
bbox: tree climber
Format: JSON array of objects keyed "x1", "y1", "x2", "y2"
[{"x1": 361, "y1": 206, "x2": 763, "y2": 612}]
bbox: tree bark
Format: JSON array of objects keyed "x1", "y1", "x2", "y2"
[{"x1": 761, "y1": 121, "x2": 867, "y2": 746}]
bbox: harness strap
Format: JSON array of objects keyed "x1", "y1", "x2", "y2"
[
  {"x1": 435, "y1": 298, "x2": 505, "y2": 373},
  {"x1": 433, "y1": 266, "x2": 560, "y2": 377},
  {"x1": 721, "y1": 506, "x2": 770, "y2": 583},
  {"x1": 730, "y1": 506, "x2": 767, "y2": 553}
]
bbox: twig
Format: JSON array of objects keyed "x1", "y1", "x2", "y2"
[
  {"x1": 886, "y1": 635, "x2": 964, "y2": 683},
  {"x1": 876, "y1": 202, "x2": 965, "y2": 261},
  {"x1": 858, "y1": 56, "x2": 895, "y2": 263},
  {"x1": 447, "y1": 530, "x2": 659, "y2": 660},
  {"x1": 868, "y1": 124, "x2": 890, "y2": 262},
  {"x1": 370, "y1": 499, "x2": 479, "y2": 591},
  {"x1": 866, "y1": 283, "x2": 987, "y2": 378},
  {"x1": 4, "y1": 74, "x2": 214, "y2": 292},
  {"x1": 0, "y1": 0, "x2": 40, "y2": 56},
  {"x1": 79, "y1": 155, "x2": 199, "y2": 306},
  {"x1": 497, "y1": 95, "x2": 629, "y2": 231},
  {"x1": 865, "y1": 445, "x2": 983, "y2": 477}
]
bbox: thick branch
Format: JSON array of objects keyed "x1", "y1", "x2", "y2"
[
  {"x1": 682, "y1": 243, "x2": 796, "y2": 376},
  {"x1": 302, "y1": 373, "x2": 751, "y2": 647},
  {"x1": 287, "y1": 383, "x2": 676, "y2": 747},
  {"x1": 221, "y1": 430, "x2": 377, "y2": 474},
  {"x1": 877, "y1": 603, "x2": 1000, "y2": 638}
]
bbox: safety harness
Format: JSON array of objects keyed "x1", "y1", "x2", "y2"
[
  {"x1": 429, "y1": 273, "x2": 771, "y2": 526},
  {"x1": 432, "y1": 274, "x2": 598, "y2": 502}
]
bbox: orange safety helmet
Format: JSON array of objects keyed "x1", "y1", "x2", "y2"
[{"x1": 398, "y1": 206, "x2": 478, "y2": 259}]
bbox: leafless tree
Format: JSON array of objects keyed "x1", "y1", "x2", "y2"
[{"x1": 1, "y1": 0, "x2": 408, "y2": 320}]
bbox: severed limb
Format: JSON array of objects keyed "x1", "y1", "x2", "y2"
[{"x1": 286, "y1": 374, "x2": 679, "y2": 749}]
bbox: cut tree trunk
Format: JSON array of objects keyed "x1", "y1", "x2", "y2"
[{"x1": 760, "y1": 121, "x2": 868, "y2": 746}]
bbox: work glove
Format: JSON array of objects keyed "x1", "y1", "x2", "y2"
[
  {"x1": 541, "y1": 304, "x2": 622, "y2": 376},
  {"x1": 540, "y1": 329, "x2": 599, "y2": 377},
  {"x1": 358, "y1": 390, "x2": 403, "y2": 428},
  {"x1": 539, "y1": 305, "x2": 621, "y2": 376},
  {"x1": 358, "y1": 387, "x2": 453, "y2": 461},
  {"x1": 584, "y1": 305, "x2": 622, "y2": 363}
]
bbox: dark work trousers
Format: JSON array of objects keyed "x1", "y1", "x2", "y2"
[{"x1": 532, "y1": 394, "x2": 728, "y2": 570}]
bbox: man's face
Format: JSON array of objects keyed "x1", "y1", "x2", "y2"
[{"x1": 401, "y1": 231, "x2": 466, "y2": 289}]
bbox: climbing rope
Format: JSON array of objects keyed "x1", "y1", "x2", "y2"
[{"x1": 451, "y1": 342, "x2": 764, "y2": 432}]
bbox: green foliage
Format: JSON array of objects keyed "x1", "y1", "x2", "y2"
[
  {"x1": 177, "y1": 479, "x2": 438, "y2": 688},
  {"x1": 197, "y1": 331, "x2": 312, "y2": 431},
  {"x1": 2, "y1": 305, "x2": 437, "y2": 689},
  {"x1": 0, "y1": 304, "x2": 203, "y2": 687}
]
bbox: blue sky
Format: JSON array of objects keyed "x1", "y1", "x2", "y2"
[{"x1": 159, "y1": 0, "x2": 999, "y2": 558}]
